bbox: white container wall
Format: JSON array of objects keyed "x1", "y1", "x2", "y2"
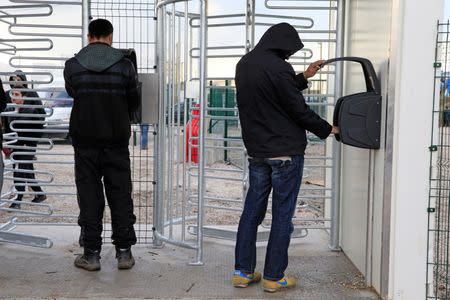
[{"x1": 340, "y1": 0, "x2": 445, "y2": 299}]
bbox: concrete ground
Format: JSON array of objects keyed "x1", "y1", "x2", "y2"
[{"x1": 0, "y1": 226, "x2": 380, "y2": 300}]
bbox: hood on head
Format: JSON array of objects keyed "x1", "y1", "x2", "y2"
[
  {"x1": 75, "y1": 42, "x2": 124, "y2": 72},
  {"x1": 9, "y1": 70, "x2": 28, "y2": 88},
  {"x1": 255, "y1": 23, "x2": 304, "y2": 58}
]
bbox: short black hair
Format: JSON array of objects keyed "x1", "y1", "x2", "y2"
[{"x1": 88, "y1": 19, "x2": 113, "y2": 38}]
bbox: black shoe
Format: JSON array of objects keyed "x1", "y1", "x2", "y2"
[
  {"x1": 8, "y1": 202, "x2": 21, "y2": 210},
  {"x1": 74, "y1": 248, "x2": 101, "y2": 271},
  {"x1": 116, "y1": 247, "x2": 135, "y2": 270},
  {"x1": 31, "y1": 195, "x2": 47, "y2": 203}
]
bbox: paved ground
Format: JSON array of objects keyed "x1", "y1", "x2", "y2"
[{"x1": 0, "y1": 226, "x2": 380, "y2": 299}]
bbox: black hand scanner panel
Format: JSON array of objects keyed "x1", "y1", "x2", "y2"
[{"x1": 321, "y1": 57, "x2": 382, "y2": 149}]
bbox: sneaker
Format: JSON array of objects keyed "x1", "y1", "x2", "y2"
[
  {"x1": 74, "y1": 248, "x2": 101, "y2": 271},
  {"x1": 232, "y1": 270, "x2": 262, "y2": 288},
  {"x1": 31, "y1": 195, "x2": 47, "y2": 203},
  {"x1": 8, "y1": 202, "x2": 21, "y2": 210},
  {"x1": 262, "y1": 276, "x2": 297, "y2": 293},
  {"x1": 116, "y1": 247, "x2": 135, "y2": 270}
]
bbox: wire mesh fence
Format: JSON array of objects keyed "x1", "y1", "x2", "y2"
[
  {"x1": 90, "y1": 0, "x2": 156, "y2": 244},
  {"x1": 427, "y1": 20, "x2": 450, "y2": 300}
]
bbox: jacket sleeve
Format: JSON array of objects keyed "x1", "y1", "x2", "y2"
[
  {"x1": 124, "y1": 59, "x2": 140, "y2": 114},
  {"x1": 63, "y1": 60, "x2": 75, "y2": 98},
  {"x1": 0, "y1": 78, "x2": 7, "y2": 113},
  {"x1": 274, "y1": 68, "x2": 332, "y2": 139},
  {"x1": 295, "y1": 73, "x2": 309, "y2": 91}
]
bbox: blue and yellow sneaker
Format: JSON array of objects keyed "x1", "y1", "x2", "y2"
[
  {"x1": 262, "y1": 275, "x2": 297, "y2": 292},
  {"x1": 232, "y1": 270, "x2": 262, "y2": 288}
]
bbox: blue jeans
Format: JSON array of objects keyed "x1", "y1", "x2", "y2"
[
  {"x1": 234, "y1": 155, "x2": 304, "y2": 280},
  {"x1": 140, "y1": 124, "x2": 149, "y2": 149}
]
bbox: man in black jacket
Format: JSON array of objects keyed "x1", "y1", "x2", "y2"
[
  {"x1": 64, "y1": 19, "x2": 139, "y2": 271},
  {"x1": 232, "y1": 23, "x2": 339, "y2": 292}
]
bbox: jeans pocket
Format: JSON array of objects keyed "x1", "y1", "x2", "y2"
[{"x1": 269, "y1": 157, "x2": 294, "y2": 178}]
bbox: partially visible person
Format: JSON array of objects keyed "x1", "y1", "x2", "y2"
[
  {"x1": 5, "y1": 70, "x2": 39, "y2": 104},
  {"x1": 0, "y1": 78, "x2": 8, "y2": 198},
  {"x1": 3, "y1": 71, "x2": 39, "y2": 138},
  {"x1": 64, "y1": 18, "x2": 139, "y2": 271},
  {"x1": 7, "y1": 88, "x2": 46, "y2": 209}
]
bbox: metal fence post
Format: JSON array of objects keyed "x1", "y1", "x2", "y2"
[
  {"x1": 245, "y1": 0, "x2": 255, "y2": 53},
  {"x1": 81, "y1": 0, "x2": 90, "y2": 47},
  {"x1": 153, "y1": 2, "x2": 166, "y2": 248},
  {"x1": 190, "y1": 0, "x2": 208, "y2": 266},
  {"x1": 329, "y1": 0, "x2": 345, "y2": 251}
]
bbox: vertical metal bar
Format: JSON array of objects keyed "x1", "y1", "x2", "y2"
[
  {"x1": 181, "y1": 0, "x2": 189, "y2": 242},
  {"x1": 82, "y1": 0, "x2": 91, "y2": 47},
  {"x1": 153, "y1": 3, "x2": 166, "y2": 248},
  {"x1": 365, "y1": 150, "x2": 375, "y2": 284},
  {"x1": 191, "y1": 0, "x2": 207, "y2": 266},
  {"x1": 426, "y1": 21, "x2": 441, "y2": 300},
  {"x1": 329, "y1": 0, "x2": 344, "y2": 251},
  {"x1": 167, "y1": 3, "x2": 175, "y2": 239},
  {"x1": 175, "y1": 13, "x2": 182, "y2": 225},
  {"x1": 244, "y1": 0, "x2": 255, "y2": 53}
]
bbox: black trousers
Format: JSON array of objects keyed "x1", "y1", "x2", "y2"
[
  {"x1": 13, "y1": 148, "x2": 43, "y2": 200},
  {"x1": 74, "y1": 146, "x2": 137, "y2": 251}
]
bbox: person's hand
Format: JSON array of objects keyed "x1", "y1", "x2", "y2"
[
  {"x1": 303, "y1": 60, "x2": 325, "y2": 79},
  {"x1": 331, "y1": 126, "x2": 340, "y2": 135}
]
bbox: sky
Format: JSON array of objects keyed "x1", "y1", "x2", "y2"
[
  {"x1": 0, "y1": 0, "x2": 449, "y2": 91},
  {"x1": 0, "y1": 0, "x2": 333, "y2": 88}
]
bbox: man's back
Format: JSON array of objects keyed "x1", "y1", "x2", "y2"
[
  {"x1": 64, "y1": 42, "x2": 139, "y2": 148},
  {"x1": 236, "y1": 23, "x2": 331, "y2": 158}
]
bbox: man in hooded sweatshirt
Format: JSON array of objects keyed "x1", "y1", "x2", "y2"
[
  {"x1": 232, "y1": 23, "x2": 339, "y2": 292},
  {"x1": 64, "y1": 19, "x2": 139, "y2": 271}
]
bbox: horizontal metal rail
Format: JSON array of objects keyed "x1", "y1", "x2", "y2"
[
  {"x1": 0, "y1": 4, "x2": 53, "y2": 18},
  {"x1": 189, "y1": 13, "x2": 314, "y2": 29},
  {"x1": 265, "y1": 0, "x2": 337, "y2": 10},
  {"x1": 9, "y1": 23, "x2": 82, "y2": 37},
  {"x1": 9, "y1": 56, "x2": 69, "y2": 69},
  {"x1": 0, "y1": 38, "x2": 53, "y2": 51},
  {"x1": 9, "y1": 0, "x2": 82, "y2": 4},
  {"x1": 0, "y1": 71, "x2": 53, "y2": 84}
]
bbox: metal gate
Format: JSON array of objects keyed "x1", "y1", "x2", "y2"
[
  {"x1": 153, "y1": 0, "x2": 344, "y2": 265},
  {"x1": 0, "y1": 0, "x2": 344, "y2": 266},
  {"x1": 0, "y1": 0, "x2": 156, "y2": 246}
]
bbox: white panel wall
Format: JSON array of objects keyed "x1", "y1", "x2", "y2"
[
  {"x1": 388, "y1": 0, "x2": 444, "y2": 299},
  {"x1": 340, "y1": 0, "x2": 392, "y2": 293},
  {"x1": 341, "y1": 0, "x2": 445, "y2": 299}
]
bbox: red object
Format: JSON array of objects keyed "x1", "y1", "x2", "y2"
[
  {"x1": 185, "y1": 104, "x2": 200, "y2": 163},
  {"x1": 2, "y1": 147, "x2": 12, "y2": 159}
]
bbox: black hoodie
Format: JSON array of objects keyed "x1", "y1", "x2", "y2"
[
  {"x1": 235, "y1": 23, "x2": 332, "y2": 158},
  {"x1": 4, "y1": 71, "x2": 45, "y2": 144},
  {"x1": 64, "y1": 42, "x2": 139, "y2": 148}
]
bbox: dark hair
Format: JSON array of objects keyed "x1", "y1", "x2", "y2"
[{"x1": 88, "y1": 19, "x2": 113, "y2": 39}]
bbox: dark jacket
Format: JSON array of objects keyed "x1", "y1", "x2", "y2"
[
  {"x1": 64, "y1": 42, "x2": 139, "y2": 148},
  {"x1": 0, "y1": 79, "x2": 7, "y2": 149},
  {"x1": 235, "y1": 23, "x2": 332, "y2": 158}
]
